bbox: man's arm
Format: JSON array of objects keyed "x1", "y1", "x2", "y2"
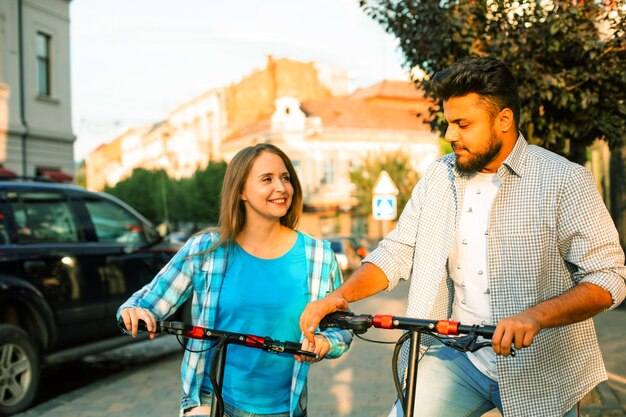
[
  {"x1": 300, "y1": 262, "x2": 389, "y2": 344},
  {"x1": 491, "y1": 282, "x2": 613, "y2": 356}
]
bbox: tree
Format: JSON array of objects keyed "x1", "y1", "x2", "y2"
[
  {"x1": 105, "y1": 168, "x2": 164, "y2": 223},
  {"x1": 359, "y1": 0, "x2": 626, "y2": 164},
  {"x1": 350, "y1": 150, "x2": 420, "y2": 217},
  {"x1": 104, "y1": 163, "x2": 227, "y2": 228},
  {"x1": 187, "y1": 161, "x2": 227, "y2": 226}
]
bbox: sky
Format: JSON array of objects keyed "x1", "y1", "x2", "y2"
[{"x1": 70, "y1": 0, "x2": 409, "y2": 162}]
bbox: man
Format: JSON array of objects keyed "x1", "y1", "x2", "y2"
[{"x1": 300, "y1": 56, "x2": 626, "y2": 417}]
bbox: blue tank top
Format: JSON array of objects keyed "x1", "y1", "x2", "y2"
[{"x1": 202, "y1": 232, "x2": 308, "y2": 413}]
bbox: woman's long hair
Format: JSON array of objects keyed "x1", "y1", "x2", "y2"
[{"x1": 208, "y1": 143, "x2": 303, "y2": 251}]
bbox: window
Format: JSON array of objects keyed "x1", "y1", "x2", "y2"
[
  {"x1": 292, "y1": 159, "x2": 302, "y2": 178},
  {"x1": 322, "y1": 159, "x2": 334, "y2": 185},
  {"x1": 8, "y1": 191, "x2": 79, "y2": 243},
  {"x1": 84, "y1": 198, "x2": 147, "y2": 243},
  {"x1": 36, "y1": 32, "x2": 51, "y2": 96}
]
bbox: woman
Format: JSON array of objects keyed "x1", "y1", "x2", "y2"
[{"x1": 118, "y1": 143, "x2": 352, "y2": 417}]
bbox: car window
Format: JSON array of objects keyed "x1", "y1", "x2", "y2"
[
  {"x1": 7, "y1": 191, "x2": 80, "y2": 243},
  {"x1": 84, "y1": 198, "x2": 147, "y2": 243}
]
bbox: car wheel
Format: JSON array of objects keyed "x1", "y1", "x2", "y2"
[{"x1": 0, "y1": 325, "x2": 40, "y2": 416}]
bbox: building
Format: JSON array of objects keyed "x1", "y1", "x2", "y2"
[
  {"x1": 85, "y1": 56, "x2": 441, "y2": 237},
  {"x1": 86, "y1": 56, "x2": 349, "y2": 189},
  {"x1": 0, "y1": 0, "x2": 75, "y2": 181},
  {"x1": 221, "y1": 80, "x2": 440, "y2": 237}
]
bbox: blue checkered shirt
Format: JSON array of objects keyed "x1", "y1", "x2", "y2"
[
  {"x1": 365, "y1": 136, "x2": 626, "y2": 417},
  {"x1": 118, "y1": 231, "x2": 352, "y2": 416}
]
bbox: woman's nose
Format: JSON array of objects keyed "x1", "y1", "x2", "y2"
[{"x1": 274, "y1": 179, "x2": 286, "y2": 191}]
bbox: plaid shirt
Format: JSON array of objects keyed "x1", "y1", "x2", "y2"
[
  {"x1": 366, "y1": 136, "x2": 626, "y2": 417},
  {"x1": 118, "y1": 231, "x2": 352, "y2": 416}
]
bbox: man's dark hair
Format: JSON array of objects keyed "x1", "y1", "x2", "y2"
[{"x1": 430, "y1": 56, "x2": 520, "y2": 129}]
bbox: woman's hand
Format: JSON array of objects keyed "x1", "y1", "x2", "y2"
[
  {"x1": 296, "y1": 334, "x2": 330, "y2": 363},
  {"x1": 119, "y1": 307, "x2": 158, "y2": 339}
]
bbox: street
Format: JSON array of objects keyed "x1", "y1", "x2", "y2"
[{"x1": 14, "y1": 282, "x2": 626, "y2": 417}]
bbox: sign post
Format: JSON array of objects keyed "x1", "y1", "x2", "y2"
[{"x1": 372, "y1": 170, "x2": 399, "y2": 238}]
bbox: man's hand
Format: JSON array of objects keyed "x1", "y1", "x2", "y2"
[
  {"x1": 491, "y1": 310, "x2": 542, "y2": 356},
  {"x1": 491, "y1": 282, "x2": 613, "y2": 356},
  {"x1": 299, "y1": 296, "x2": 348, "y2": 345}
]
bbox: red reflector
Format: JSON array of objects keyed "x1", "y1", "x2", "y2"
[
  {"x1": 186, "y1": 326, "x2": 205, "y2": 339},
  {"x1": 436, "y1": 320, "x2": 459, "y2": 335},
  {"x1": 373, "y1": 314, "x2": 395, "y2": 329},
  {"x1": 245, "y1": 335, "x2": 264, "y2": 347}
]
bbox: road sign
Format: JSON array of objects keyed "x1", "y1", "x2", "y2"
[
  {"x1": 373, "y1": 170, "x2": 399, "y2": 196},
  {"x1": 372, "y1": 170, "x2": 398, "y2": 220},
  {"x1": 372, "y1": 195, "x2": 397, "y2": 220}
]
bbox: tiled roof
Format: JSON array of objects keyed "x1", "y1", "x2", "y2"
[
  {"x1": 225, "y1": 120, "x2": 271, "y2": 141},
  {"x1": 350, "y1": 80, "x2": 425, "y2": 101},
  {"x1": 222, "y1": 80, "x2": 433, "y2": 143},
  {"x1": 301, "y1": 98, "x2": 430, "y2": 130}
]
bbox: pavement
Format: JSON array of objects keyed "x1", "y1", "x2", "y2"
[{"x1": 14, "y1": 282, "x2": 626, "y2": 417}]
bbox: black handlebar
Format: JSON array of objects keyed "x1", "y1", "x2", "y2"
[
  {"x1": 320, "y1": 311, "x2": 513, "y2": 417},
  {"x1": 117, "y1": 318, "x2": 318, "y2": 359},
  {"x1": 319, "y1": 311, "x2": 509, "y2": 356},
  {"x1": 320, "y1": 311, "x2": 496, "y2": 337}
]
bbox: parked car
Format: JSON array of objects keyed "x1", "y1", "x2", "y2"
[
  {"x1": 326, "y1": 236, "x2": 363, "y2": 275},
  {"x1": 0, "y1": 180, "x2": 184, "y2": 415}
]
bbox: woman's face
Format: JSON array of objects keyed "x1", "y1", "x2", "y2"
[{"x1": 240, "y1": 151, "x2": 293, "y2": 224}]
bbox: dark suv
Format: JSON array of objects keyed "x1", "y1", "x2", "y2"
[{"x1": 0, "y1": 180, "x2": 182, "y2": 415}]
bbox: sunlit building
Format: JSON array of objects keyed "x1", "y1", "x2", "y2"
[
  {"x1": 85, "y1": 56, "x2": 441, "y2": 237},
  {"x1": 221, "y1": 81, "x2": 440, "y2": 236},
  {"x1": 0, "y1": 0, "x2": 75, "y2": 181}
]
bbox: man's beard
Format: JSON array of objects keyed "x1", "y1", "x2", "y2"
[{"x1": 455, "y1": 131, "x2": 502, "y2": 174}]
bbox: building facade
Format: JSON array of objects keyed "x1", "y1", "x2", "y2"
[
  {"x1": 85, "y1": 56, "x2": 441, "y2": 237},
  {"x1": 86, "y1": 56, "x2": 349, "y2": 189},
  {"x1": 0, "y1": 0, "x2": 75, "y2": 181},
  {"x1": 221, "y1": 81, "x2": 440, "y2": 237}
]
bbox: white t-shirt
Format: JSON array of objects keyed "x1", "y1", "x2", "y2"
[{"x1": 449, "y1": 172, "x2": 501, "y2": 380}]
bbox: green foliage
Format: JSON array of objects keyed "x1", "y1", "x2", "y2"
[
  {"x1": 187, "y1": 161, "x2": 227, "y2": 224},
  {"x1": 105, "y1": 162, "x2": 227, "y2": 226},
  {"x1": 105, "y1": 168, "x2": 164, "y2": 223},
  {"x1": 359, "y1": 0, "x2": 626, "y2": 163},
  {"x1": 350, "y1": 150, "x2": 420, "y2": 216},
  {"x1": 74, "y1": 160, "x2": 87, "y2": 188}
]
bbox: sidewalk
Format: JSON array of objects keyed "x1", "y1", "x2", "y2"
[{"x1": 15, "y1": 285, "x2": 626, "y2": 417}]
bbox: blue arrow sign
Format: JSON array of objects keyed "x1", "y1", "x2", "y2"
[{"x1": 372, "y1": 195, "x2": 397, "y2": 220}]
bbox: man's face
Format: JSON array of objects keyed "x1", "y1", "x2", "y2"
[{"x1": 442, "y1": 93, "x2": 504, "y2": 174}]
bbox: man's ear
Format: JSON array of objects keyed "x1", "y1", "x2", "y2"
[{"x1": 497, "y1": 108, "x2": 514, "y2": 133}]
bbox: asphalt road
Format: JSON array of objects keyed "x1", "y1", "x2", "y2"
[{"x1": 14, "y1": 282, "x2": 626, "y2": 417}]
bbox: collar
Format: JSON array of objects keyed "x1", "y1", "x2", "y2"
[{"x1": 499, "y1": 133, "x2": 528, "y2": 178}]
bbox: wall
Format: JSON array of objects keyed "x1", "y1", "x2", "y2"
[{"x1": 0, "y1": 0, "x2": 75, "y2": 176}]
